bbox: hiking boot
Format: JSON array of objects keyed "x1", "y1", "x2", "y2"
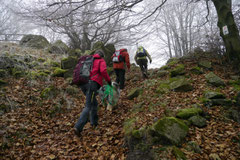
[{"x1": 74, "y1": 128, "x2": 81, "y2": 137}]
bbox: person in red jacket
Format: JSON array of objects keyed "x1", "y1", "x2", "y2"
[
  {"x1": 112, "y1": 48, "x2": 130, "y2": 89},
  {"x1": 74, "y1": 50, "x2": 112, "y2": 137}
]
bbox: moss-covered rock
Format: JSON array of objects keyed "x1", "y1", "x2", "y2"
[
  {"x1": 150, "y1": 117, "x2": 189, "y2": 145},
  {"x1": 204, "y1": 91, "x2": 225, "y2": 99},
  {"x1": 211, "y1": 99, "x2": 232, "y2": 106},
  {"x1": 156, "y1": 70, "x2": 169, "y2": 77},
  {"x1": 190, "y1": 66, "x2": 204, "y2": 74},
  {"x1": 205, "y1": 72, "x2": 225, "y2": 87},
  {"x1": 186, "y1": 141, "x2": 202, "y2": 153},
  {"x1": 48, "y1": 40, "x2": 69, "y2": 54},
  {"x1": 176, "y1": 108, "x2": 203, "y2": 119},
  {"x1": 127, "y1": 88, "x2": 143, "y2": 100},
  {"x1": 188, "y1": 115, "x2": 207, "y2": 128},
  {"x1": 30, "y1": 71, "x2": 49, "y2": 80},
  {"x1": 169, "y1": 78, "x2": 193, "y2": 92},
  {"x1": 40, "y1": 86, "x2": 57, "y2": 99},
  {"x1": 172, "y1": 146, "x2": 187, "y2": 160},
  {"x1": 170, "y1": 64, "x2": 185, "y2": 77},
  {"x1": 0, "y1": 79, "x2": 7, "y2": 86},
  {"x1": 156, "y1": 82, "x2": 170, "y2": 94},
  {"x1": 37, "y1": 58, "x2": 45, "y2": 62},
  {"x1": 166, "y1": 58, "x2": 179, "y2": 66},
  {"x1": 61, "y1": 56, "x2": 78, "y2": 69},
  {"x1": 19, "y1": 34, "x2": 49, "y2": 49},
  {"x1": 198, "y1": 60, "x2": 212, "y2": 69},
  {"x1": 52, "y1": 68, "x2": 67, "y2": 77},
  {"x1": 0, "y1": 69, "x2": 8, "y2": 78},
  {"x1": 68, "y1": 49, "x2": 82, "y2": 57}
]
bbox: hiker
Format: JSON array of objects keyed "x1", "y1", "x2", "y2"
[
  {"x1": 74, "y1": 50, "x2": 112, "y2": 137},
  {"x1": 134, "y1": 46, "x2": 152, "y2": 78},
  {"x1": 112, "y1": 48, "x2": 130, "y2": 90}
]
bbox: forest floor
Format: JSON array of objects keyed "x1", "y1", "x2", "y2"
[{"x1": 1, "y1": 51, "x2": 240, "y2": 160}]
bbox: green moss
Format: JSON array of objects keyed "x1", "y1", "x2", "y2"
[
  {"x1": 40, "y1": 86, "x2": 57, "y2": 99},
  {"x1": 167, "y1": 58, "x2": 179, "y2": 66},
  {"x1": 170, "y1": 64, "x2": 185, "y2": 77},
  {"x1": 132, "y1": 130, "x2": 142, "y2": 139},
  {"x1": 52, "y1": 68, "x2": 67, "y2": 77},
  {"x1": 160, "y1": 65, "x2": 170, "y2": 70},
  {"x1": 153, "y1": 117, "x2": 188, "y2": 132},
  {"x1": 190, "y1": 66, "x2": 204, "y2": 74},
  {"x1": 123, "y1": 118, "x2": 137, "y2": 136},
  {"x1": 0, "y1": 80, "x2": 7, "y2": 86},
  {"x1": 176, "y1": 108, "x2": 203, "y2": 119},
  {"x1": 37, "y1": 58, "x2": 45, "y2": 62},
  {"x1": 172, "y1": 146, "x2": 187, "y2": 160},
  {"x1": 0, "y1": 69, "x2": 8, "y2": 77},
  {"x1": 156, "y1": 82, "x2": 170, "y2": 94}
]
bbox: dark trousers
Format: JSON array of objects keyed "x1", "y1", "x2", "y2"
[
  {"x1": 75, "y1": 81, "x2": 100, "y2": 132},
  {"x1": 137, "y1": 59, "x2": 148, "y2": 78},
  {"x1": 114, "y1": 69, "x2": 125, "y2": 89}
]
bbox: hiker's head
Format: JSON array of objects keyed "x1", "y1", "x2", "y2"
[{"x1": 96, "y1": 50, "x2": 104, "y2": 57}]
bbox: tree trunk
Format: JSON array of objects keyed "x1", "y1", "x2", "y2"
[{"x1": 212, "y1": 0, "x2": 240, "y2": 67}]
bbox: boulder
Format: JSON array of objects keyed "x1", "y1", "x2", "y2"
[
  {"x1": 190, "y1": 66, "x2": 204, "y2": 75},
  {"x1": 186, "y1": 141, "x2": 202, "y2": 153},
  {"x1": 48, "y1": 40, "x2": 69, "y2": 54},
  {"x1": 52, "y1": 68, "x2": 67, "y2": 77},
  {"x1": 170, "y1": 64, "x2": 185, "y2": 77},
  {"x1": 151, "y1": 117, "x2": 189, "y2": 145},
  {"x1": 188, "y1": 115, "x2": 207, "y2": 127},
  {"x1": 205, "y1": 72, "x2": 225, "y2": 87},
  {"x1": 156, "y1": 70, "x2": 169, "y2": 77},
  {"x1": 169, "y1": 78, "x2": 193, "y2": 92},
  {"x1": 19, "y1": 34, "x2": 49, "y2": 49},
  {"x1": 127, "y1": 88, "x2": 143, "y2": 100},
  {"x1": 204, "y1": 91, "x2": 225, "y2": 99},
  {"x1": 198, "y1": 60, "x2": 212, "y2": 69},
  {"x1": 210, "y1": 99, "x2": 232, "y2": 106},
  {"x1": 176, "y1": 108, "x2": 203, "y2": 119},
  {"x1": 61, "y1": 56, "x2": 78, "y2": 69}
]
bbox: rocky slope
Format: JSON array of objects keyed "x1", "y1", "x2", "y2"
[{"x1": 0, "y1": 42, "x2": 240, "y2": 160}]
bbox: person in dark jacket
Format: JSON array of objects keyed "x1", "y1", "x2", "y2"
[
  {"x1": 74, "y1": 50, "x2": 112, "y2": 137},
  {"x1": 111, "y1": 48, "x2": 130, "y2": 90},
  {"x1": 134, "y1": 46, "x2": 152, "y2": 78}
]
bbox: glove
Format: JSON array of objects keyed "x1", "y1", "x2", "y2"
[
  {"x1": 108, "y1": 80, "x2": 112, "y2": 86},
  {"x1": 150, "y1": 60, "x2": 152, "y2": 64}
]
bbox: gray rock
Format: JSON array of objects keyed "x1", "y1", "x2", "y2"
[
  {"x1": 205, "y1": 72, "x2": 225, "y2": 87},
  {"x1": 127, "y1": 88, "x2": 143, "y2": 100},
  {"x1": 20, "y1": 34, "x2": 49, "y2": 49},
  {"x1": 204, "y1": 91, "x2": 225, "y2": 99},
  {"x1": 151, "y1": 117, "x2": 189, "y2": 145},
  {"x1": 198, "y1": 60, "x2": 212, "y2": 69},
  {"x1": 188, "y1": 115, "x2": 207, "y2": 127},
  {"x1": 170, "y1": 78, "x2": 193, "y2": 92}
]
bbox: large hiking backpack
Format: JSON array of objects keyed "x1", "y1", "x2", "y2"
[
  {"x1": 136, "y1": 48, "x2": 147, "y2": 57},
  {"x1": 112, "y1": 50, "x2": 124, "y2": 63},
  {"x1": 72, "y1": 55, "x2": 95, "y2": 85}
]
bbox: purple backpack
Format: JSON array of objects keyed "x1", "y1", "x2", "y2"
[{"x1": 72, "y1": 55, "x2": 94, "y2": 85}]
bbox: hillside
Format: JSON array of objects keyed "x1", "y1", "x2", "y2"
[{"x1": 0, "y1": 42, "x2": 240, "y2": 160}]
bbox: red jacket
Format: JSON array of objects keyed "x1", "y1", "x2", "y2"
[
  {"x1": 112, "y1": 49, "x2": 130, "y2": 70},
  {"x1": 90, "y1": 54, "x2": 111, "y2": 86}
]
